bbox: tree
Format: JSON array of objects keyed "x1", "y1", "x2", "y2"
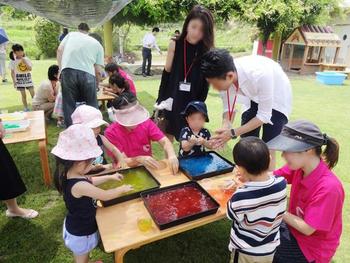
[
  {"x1": 229, "y1": 0, "x2": 342, "y2": 55},
  {"x1": 34, "y1": 17, "x2": 60, "y2": 58}
]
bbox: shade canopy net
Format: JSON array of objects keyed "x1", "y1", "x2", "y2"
[{"x1": 0, "y1": 0, "x2": 132, "y2": 27}]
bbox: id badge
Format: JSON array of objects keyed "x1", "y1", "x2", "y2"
[{"x1": 179, "y1": 81, "x2": 191, "y2": 92}]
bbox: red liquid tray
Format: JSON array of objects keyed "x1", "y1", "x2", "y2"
[{"x1": 141, "y1": 182, "x2": 220, "y2": 230}]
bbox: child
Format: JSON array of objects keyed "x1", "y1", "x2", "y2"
[
  {"x1": 71, "y1": 105, "x2": 125, "y2": 169},
  {"x1": 104, "y1": 92, "x2": 179, "y2": 175},
  {"x1": 51, "y1": 124, "x2": 133, "y2": 263},
  {"x1": 179, "y1": 101, "x2": 212, "y2": 157},
  {"x1": 101, "y1": 62, "x2": 136, "y2": 95},
  {"x1": 9, "y1": 44, "x2": 34, "y2": 111},
  {"x1": 227, "y1": 137, "x2": 287, "y2": 262},
  {"x1": 267, "y1": 120, "x2": 344, "y2": 263},
  {"x1": 103, "y1": 73, "x2": 131, "y2": 110}
]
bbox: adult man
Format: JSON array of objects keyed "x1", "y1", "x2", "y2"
[{"x1": 57, "y1": 23, "x2": 104, "y2": 126}]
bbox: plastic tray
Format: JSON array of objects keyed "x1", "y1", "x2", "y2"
[
  {"x1": 179, "y1": 151, "x2": 235, "y2": 181},
  {"x1": 141, "y1": 181, "x2": 220, "y2": 230},
  {"x1": 97, "y1": 166, "x2": 161, "y2": 207},
  {"x1": 3, "y1": 119, "x2": 30, "y2": 133}
]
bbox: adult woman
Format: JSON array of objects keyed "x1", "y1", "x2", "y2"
[
  {"x1": 156, "y1": 5, "x2": 214, "y2": 141},
  {"x1": 0, "y1": 119, "x2": 38, "y2": 219},
  {"x1": 32, "y1": 65, "x2": 60, "y2": 120}
]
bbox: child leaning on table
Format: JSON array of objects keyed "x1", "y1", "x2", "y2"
[
  {"x1": 51, "y1": 124, "x2": 133, "y2": 263},
  {"x1": 71, "y1": 104, "x2": 126, "y2": 170},
  {"x1": 178, "y1": 101, "x2": 213, "y2": 157},
  {"x1": 227, "y1": 137, "x2": 287, "y2": 263}
]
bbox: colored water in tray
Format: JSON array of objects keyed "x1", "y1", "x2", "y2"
[
  {"x1": 143, "y1": 185, "x2": 218, "y2": 225},
  {"x1": 179, "y1": 152, "x2": 233, "y2": 178},
  {"x1": 98, "y1": 167, "x2": 159, "y2": 196},
  {"x1": 207, "y1": 188, "x2": 235, "y2": 207}
]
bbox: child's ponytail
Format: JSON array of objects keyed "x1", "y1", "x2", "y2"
[
  {"x1": 9, "y1": 51, "x2": 14, "y2": 61},
  {"x1": 316, "y1": 134, "x2": 339, "y2": 169},
  {"x1": 54, "y1": 157, "x2": 74, "y2": 193}
]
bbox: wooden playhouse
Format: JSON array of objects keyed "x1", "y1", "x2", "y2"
[{"x1": 280, "y1": 25, "x2": 344, "y2": 74}]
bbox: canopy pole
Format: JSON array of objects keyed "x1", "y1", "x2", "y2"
[{"x1": 103, "y1": 20, "x2": 113, "y2": 59}]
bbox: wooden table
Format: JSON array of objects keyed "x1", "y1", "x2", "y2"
[
  {"x1": 96, "y1": 161, "x2": 237, "y2": 263},
  {"x1": 97, "y1": 91, "x2": 115, "y2": 110},
  {"x1": 2, "y1": 111, "x2": 51, "y2": 186}
]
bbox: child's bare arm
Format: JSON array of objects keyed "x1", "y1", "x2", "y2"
[
  {"x1": 100, "y1": 135, "x2": 126, "y2": 167},
  {"x1": 72, "y1": 181, "x2": 133, "y2": 201},
  {"x1": 22, "y1": 58, "x2": 32, "y2": 71},
  {"x1": 90, "y1": 173, "x2": 123, "y2": 186},
  {"x1": 158, "y1": 137, "x2": 178, "y2": 174}
]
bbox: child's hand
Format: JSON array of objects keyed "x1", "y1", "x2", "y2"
[
  {"x1": 138, "y1": 156, "x2": 161, "y2": 169},
  {"x1": 118, "y1": 184, "x2": 133, "y2": 193},
  {"x1": 168, "y1": 155, "x2": 179, "y2": 175},
  {"x1": 111, "y1": 172, "x2": 123, "y2": 181},
  {"x1": 188, "y1": 135, "x2": 197, "y2": 145},
  {"x1": 197, "y1": 137, "x2": 206, "y2": 146}
]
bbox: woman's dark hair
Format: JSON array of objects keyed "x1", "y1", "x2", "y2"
[
  {"x1": 175, "y1": 30, "x2": 180, "y2": 34},
  {"x1": 54, "y1": 157, "x2": 74, "y2": 193},
  {"x1": 152, "y1": 27, "x2": 160, "y2": 33},
  {"x1": 109, "y1": 73, "x2": 130, "y2": 91},
  {"x1": 112, "y1": 92, "x2": 137, "y2": 110},
  {"x1": 201, "y1": 48, "x2": 236, "y2": 79},
  {"x1": 105, "y1": 63, "x2": 119, "y2": 73},
  {"x1": 233, "y1": 137, "x2": 270, "y2": 175},
  {"x1": 48, "y1": 65, "x2": 59, "y2": 81},
  {"x1": 178, "y1": 5, "x2": 214, "y2": 52},
  {"x1": 315, "y1": 136, "x2": 339, "y2": 169}
]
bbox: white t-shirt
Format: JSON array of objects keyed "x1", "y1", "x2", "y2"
[
  {"x1": 9, "y1": 57, "x2": 33, "y2": 88},
  {"x1": 220, "y1": 55, "x2": 292, "y2": 124},
  {"x1": 142, "y1": 33, "x2": 160, "y2": 52},
  {"x1": 32, "y1": 80, "x2": 60, "y2": 106}
]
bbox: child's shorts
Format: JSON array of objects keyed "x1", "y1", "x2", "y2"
[
  {"x1": 16, "y1": 86, "x2": 33, "y2": 91},
  {"x1": 230, "y1": 249, "x2": 275, "y2": 263},
  {"x1": 62, "y1": 222, "x2": 99, "y2": 256}
]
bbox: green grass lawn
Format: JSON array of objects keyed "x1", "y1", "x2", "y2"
[{"x1": 0, "y1": 59, "x2": 349, "y2": 263}]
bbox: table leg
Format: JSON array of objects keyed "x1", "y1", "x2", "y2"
[
  {"x1": 114, "y1": 248, "x2": 129, "y2": 263},
  {"x1": 39, "y1": 139, "x2": 51, "y2": 186}
]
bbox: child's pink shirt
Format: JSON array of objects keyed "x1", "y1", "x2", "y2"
[
  {"x1": 104, "y1": 119, "x2": 164, "y2": 157},
  {"x1": 274, "y1": 160, "x2": 344, "y2": 263}
]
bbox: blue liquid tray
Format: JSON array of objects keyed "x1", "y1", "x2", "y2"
[{"x1": 179, "y1": 151, "x2": 235, "y2": 180}]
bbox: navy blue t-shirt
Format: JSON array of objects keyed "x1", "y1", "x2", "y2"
[{"x1": 179, "y1": 126, "x2": 211, "y2": 157}]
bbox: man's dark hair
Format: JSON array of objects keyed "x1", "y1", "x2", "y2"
[
  {"x1": 112, "y1": 92, "x2": 137, "y2": 110},
  {"x1": 105, "y1": 63, "x2": 119, "y2": 73},
  {"x1": 200, "y1": 48, "x2": 236, "y2": 79},
  {"x1": 78, "y1": 23, "x2": 90, "y2": 32},
  {"x1": 175, "y1": 30, "x2": 180, "y2": 34},
  {"x1": 233, "y1": 137, "x2": 270, "y2": 175},
  {"x1": 48, "y1": 65, "x2": 59, "y2": 81},
  {"x1": 152, "y1": 27, "x2": 160, "y2": 33}
]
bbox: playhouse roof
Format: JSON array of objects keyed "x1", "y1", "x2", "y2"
[{"x1": 284, "y1": 25, "x2": 341, "y2": 47}]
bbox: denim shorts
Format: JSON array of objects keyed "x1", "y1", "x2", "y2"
[{"x1": 62, "y1": 221, "x2": 99, "y2": 256}]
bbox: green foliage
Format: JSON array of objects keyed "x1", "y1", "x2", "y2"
[
  {"x1": 229, "y1": 0, "x2": 342, "y2": 51},
  {"x1": 0, "y1": 5, "x2": 34, "y2": 20},
  {"x1": 33, "y1": 17, "x2": 60, "y2": 58}
]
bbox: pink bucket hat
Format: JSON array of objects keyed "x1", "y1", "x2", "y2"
[
  {"x1": 114, "y1": 101, "x2": 150, "y2": 127},
  {"x1": 71, "y1": 105, "x2": 108, "y2": 128},
  {"x1": 51, "y1": 124, "x2": 102, "y2": 161}
]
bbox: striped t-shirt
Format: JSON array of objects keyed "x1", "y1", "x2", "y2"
[{"x1": 227, "y1": 175, "x2": 287, "y2": 256}]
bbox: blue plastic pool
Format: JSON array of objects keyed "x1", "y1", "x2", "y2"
[
  {"x1": 179, "y1": 152, "x2": 234, "y2": 179},
  {"x1": 316, "y1": 72, "x2": 347, "y2": 85}
]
